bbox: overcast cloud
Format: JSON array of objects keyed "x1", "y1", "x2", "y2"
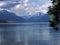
[{"x1": 0, "y1": 0, "x2": 51, "y2": 16}]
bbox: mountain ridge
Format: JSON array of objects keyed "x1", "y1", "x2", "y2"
[{"x1": 0, "y1": 10, "x2": 49, "y2": 23}]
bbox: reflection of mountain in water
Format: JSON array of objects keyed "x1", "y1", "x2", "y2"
[
  {"x1": 15, "y1": 41, "x2": 25, "y2": 45},
  {"x1": 0, "y1": 24, "x2": 26, "y2": 45},
  {"x1": 0, "y1": 27, "x2": 16, "y2": 45}
]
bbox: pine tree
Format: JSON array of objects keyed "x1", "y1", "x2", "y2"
[{"x1": 47, "y1": 0, "x2": 60, "y2": 30}]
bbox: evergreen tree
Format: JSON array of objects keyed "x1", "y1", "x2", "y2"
[{"x1": 47, "y1": 0, "x2": 60, "y2": 30}]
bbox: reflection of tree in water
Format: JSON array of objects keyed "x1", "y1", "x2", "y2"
[
  {"x1": 50, "y1": 31, "x2": 60, "y2": 45},
  {"x1": 47, "y1": 0, "x2": 60, "y2": 31}
]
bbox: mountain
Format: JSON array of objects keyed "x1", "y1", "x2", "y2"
[
  {"x1": 39, "y1": 14, "x2": 49, "y2": 22},
  {"x1": 0, "y1": 10, "x2": 26, "y2": 22},
  {"x1": 0, "y1": 10, "x2": 49, "y2": 23},
  {"x1": 27, "y1": 12, "x2": 49, "y2": 22},
  {"x1": 21, "y1": 15, "x2": 32, "y2": 20}
]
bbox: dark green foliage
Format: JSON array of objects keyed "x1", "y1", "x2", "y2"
[{"x1": 47, "y1": 0, "x2": 60, "y2": 30}]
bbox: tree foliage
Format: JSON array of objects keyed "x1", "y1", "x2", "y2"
[
  {"x1": 47, "y1": 0, "x2": 60, "y2": 21},
  {"x1": 47, "y1": 0, "x2": 60, "y2": 30}
]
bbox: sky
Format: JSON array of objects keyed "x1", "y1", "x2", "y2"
[{"x1": 0, "y1": 0, "x2": 52, "y2": 16}]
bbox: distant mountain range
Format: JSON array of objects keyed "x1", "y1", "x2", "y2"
[
  {"x1": 28, "y1": 14, "x2": 49, "y2": 22},
  {"x1": 0, "y1": 10, "x2": 49, "y2": 23},
  {"x1": 0, "y1": 10, "x2": 26, "y2": 22},
  {"x1": 26, "y1": 12, "x2": 49, "y2": 22}
]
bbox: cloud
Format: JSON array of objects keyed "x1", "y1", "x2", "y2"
[
  {"x1": 20, "y1": 0, "x2": 28, "y2": 3},
  {"x1": 0, "y1": 0, "x2": 51, "y2": 16},
  {"x1": 0, "y1": 1, "x2": 20, "y2": 9},
  {"x1": 10, "y1": 0, "x2": 51, "y2": 16},
  {"x1": 0, "y1": 0, "x2": 20, "y2": 2},
  {"x1": 0, "y1": 0, "x2": 29, "y2": 9},
  {"x1": 0, "y1": 0, "x2": 4, "y2": 1},
  {"x1": 39, "y1": 1, "x2": 52, "y2": 13},
  {"x1": 0, "y1": 2, "x2": 6, "y2": 6},
  {"x1": 40, "y1": 2, "x2": 52, "y2": 9},
  {"x1": 26, "y1": 1, "x2": 52, "y2": 14}
]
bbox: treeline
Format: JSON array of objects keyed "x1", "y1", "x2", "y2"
[{"x1": 0, "y1": 20, "x2": 8, "y2": 23}]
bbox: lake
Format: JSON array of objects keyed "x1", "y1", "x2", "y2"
[{"x1": 0, "y1": 22, "x2": 60, "y2": 45}]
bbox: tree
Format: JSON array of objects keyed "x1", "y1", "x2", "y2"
[
  {"x1": 0, "y1": 20, "x2": 8, "y2": 23},
  {"x1": 47, "y1": 0, "x2": 60, "y2": 30}
]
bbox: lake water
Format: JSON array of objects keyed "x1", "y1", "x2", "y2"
[{"x1": 0, "y1": 22, "x2": 60, "y2": 45}]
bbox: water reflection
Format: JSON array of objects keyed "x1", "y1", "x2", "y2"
[
  {"x1": 0, "y1": 24, "x2": 16, "y2": 45},
  {"x1": 0, "y1": 23, "x2": 60, "y2": 45}
]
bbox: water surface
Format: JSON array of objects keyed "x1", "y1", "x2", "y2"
[{"x1": 0, "y1": 22, "x2": 60, "y2": 45}]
